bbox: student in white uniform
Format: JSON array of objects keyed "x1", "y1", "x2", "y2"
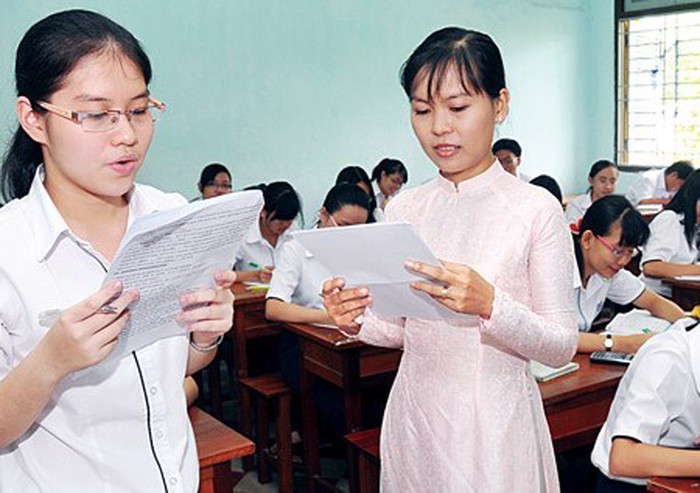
[
  {"x1": 640, "y1": 170, "x2": 700, "y2": 296},
  {"x1": 492, "y1": 138, "x2": 531, "y2": 181},
  {"x1": 234, "y1": 181, "x2": 301, "y2": 283},
  {"x1": 565, "y1": 160, "x2": 618, "y2": 225},
  {"x1": 335, "y1": 165, "x2": 381, "y2": 221},
  {"x1": 572, "y1": 196, "x2": 683, "y2": 354},
  {"x1": 0, "y1": 10, "x2": 235, "y2": 492},
  {"x1": 625, "y1": 160, "x2": 693, "y2": 207},
  {"x1": 371, "y1": 158, "x2": 408, "y2": 210},
  {"x1": 265, "y1": 183, "x2": 371, "y2": 438},
  {"x1": 591, "y1": 316, "x2": 700, "y2": 491},
  {"x1": 196, "y1": 162, "x2": 233, "y2": 200}
]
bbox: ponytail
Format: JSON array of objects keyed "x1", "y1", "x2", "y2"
[{"x1": 2, "y1": 126, "x2": 42, "y2": 200}]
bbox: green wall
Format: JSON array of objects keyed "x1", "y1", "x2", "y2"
[{"x1": 0, "y1": 0, "x2": 615, "y2": 219}]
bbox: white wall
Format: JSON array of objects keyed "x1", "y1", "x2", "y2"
[{"x1": 0, "y1": 0, "x2": 615, "y2": 218}]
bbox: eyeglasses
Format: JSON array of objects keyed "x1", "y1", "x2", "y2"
[
  {"x1": 36, "y1": 98, "x2": 166, "y2": 133},
  {"x1": 203, "y1": 181, "x2": 233, "y2": 190},
  {"x1": 595, "y1": 235, "x2": 639, "y2": 260},
  {"x1": 328, "y1": 214, "x2": 340, "y2": 227}
]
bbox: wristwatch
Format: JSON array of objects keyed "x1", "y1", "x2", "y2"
[{"x1": 604, "y1": 333, "x2": 614, "y2": 352}]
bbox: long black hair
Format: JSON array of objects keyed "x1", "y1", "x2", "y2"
[
  {"x1": 335, "y1": 165, "x2": 377, "y2": 219},
  {"x1": 262, "y1": 181, "x2": 302, "y2": 222},
  {"x1": 1, "y1": 9, "x2": 152, "y2": 201},
  {"x1": 572, "y1": 195, "x2": 649, "y2": 278},
  {"x1": 370, "y1": 158, "x2": 408, "y2": 186},
  {"x1": 665, "y1": 169, "x2": 700, "y2": 247}
]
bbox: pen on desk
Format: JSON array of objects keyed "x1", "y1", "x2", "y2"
[{"x1": 248, "y1": 261, "x2": 261, "y2": 269}]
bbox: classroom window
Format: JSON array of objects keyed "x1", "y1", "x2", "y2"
[{"x1": 617, "y1": 9, "x2": 700, "y2": 168}]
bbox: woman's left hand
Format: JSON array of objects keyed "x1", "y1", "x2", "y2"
[
  {"x1": 406, "y1": 260, "x2": 495, "y2": 318},
  {"x1": 178, "y1": 270, "x2": 236, "y2": 346}
]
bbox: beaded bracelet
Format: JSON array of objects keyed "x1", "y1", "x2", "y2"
[{"x1": 189, "y1": 334, "x2": 224, "y2": 352}]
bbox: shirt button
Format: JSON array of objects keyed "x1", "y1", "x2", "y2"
[
  {"x1": 150, "y1": 386, "x2": 158, "y2": 395},
  {"x1": 156, "y1": 430, "x2": 164, "y2": 439},
  {"x1": 169, "y1": 477, "x2": 178, "y2": 485}
]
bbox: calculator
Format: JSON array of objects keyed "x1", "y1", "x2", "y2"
[{"x1": 590, "y1": 350, "x2": 634, "y2": 365}]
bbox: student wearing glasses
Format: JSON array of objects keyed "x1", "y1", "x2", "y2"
[
  {"x1": 370, "y1": 158, "x2": 408, "y2": 210},
  {"x1": 640, "y1": 170, "x2": 700, "y2": 297},
  {"x1": 196, "y1": 162, "x2": 233, "y2": 200},
  {"x1": 0, "y1": 10, "x2": 235, "y2": 491},
  {"x1": 572, "y1": 196, "x2": 683, "y2": 354}
]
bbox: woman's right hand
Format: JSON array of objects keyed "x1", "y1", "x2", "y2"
[
  {"x1": 321, "y1": 277, "x2": 372, "y2": 335},
  {"x1": 39, "y1": 281, "x2": 139, "y2": 378}
]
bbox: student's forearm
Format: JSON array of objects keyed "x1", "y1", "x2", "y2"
[
  {"x1": 577, "y1": 332, "x2": 652, "y2": 354},
  {"x1": 187, "y1": 344, "x2": 217, "y2": 375},
  {"x1": 643, "y1": 261, "x2": 700, "y2": 279},
  {"x1": 0, "y1": 343, "x2": 65, "y2": 448},
  {"x1": 644, "y1": 297, "x2": 684, "y2": 323},
  {"x1": 265, "y1": 298, "x2": 332, "y2": 325},
  {"x1": 610, "y1": 438, "x2": 700, "y2": 478}
]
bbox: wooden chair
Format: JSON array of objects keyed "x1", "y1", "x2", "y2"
[
  {"x1": 345, "y1": 427, "x2": 380, "y2": 493},
  {"x1": 239, "y1": 373, "x2": 294, "y2": 493}
]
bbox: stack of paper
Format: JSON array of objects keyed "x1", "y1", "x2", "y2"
[{"x1": 529, "y1": 360, "x2": 579, "y2": 382}]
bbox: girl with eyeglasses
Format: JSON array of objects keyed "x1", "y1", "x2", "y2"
[
  {"x1": 641, "y1": 169, "x2": 700, "y2": 297},
  {"x1": 197, "y1": 162, "x2": 233, "y2": 200},
  {"x1": 370, "y1": 158, "x2": 408, "y2": 210},
  {"x1": 0, "y1": 10, "x2": 235, "y2": 491},
  {"x1": 573, "y1": 195, "x2": 683, "y2": 354}
]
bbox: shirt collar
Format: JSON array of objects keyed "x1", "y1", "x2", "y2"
[
  {"x1": 26, "y1": 165, "x2": 156, "y2": 262},
  {"x1": 435, "y1": 160, "x2": 503, "y2": 194}
]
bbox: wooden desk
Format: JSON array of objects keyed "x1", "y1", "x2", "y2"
[
  {"x1": 190, "y1": 406, "x2": 255, "y2": 493},
  {"x1": 663, "y1": 278, "x2": 700, "y2": 311},
  {"x1": 648, "y1": 477, "x2": 700, "y2": 492},
  {"x1": 282, "y1": 322, "x2": 401, "y2": 491},
  {"x1": 539, "y1": 353, "x2": 626, "y2": 453}
]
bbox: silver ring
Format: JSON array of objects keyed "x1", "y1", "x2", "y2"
[
  {"x1": 441, "y1": 287, "x2": 449, "y2": 297},
  {"x1": 99, "y1": 305, "x2": 119, "y2": 314}
]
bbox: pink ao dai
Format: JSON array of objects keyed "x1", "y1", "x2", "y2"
[{"x1": 358, "y1": 162, "x2": 578, "y2": 492}]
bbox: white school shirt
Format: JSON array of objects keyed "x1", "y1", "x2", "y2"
[
  {"x1": 233, "y1": 219, "x2": 293, "y2": 271},
  {"x1": 265, "y1": 236, "x2": 330, "y2": 310},
  {"x1": 591, "y1": 318, "x2": 700, "y2": 487},
  {"x1": 640, "y1": 210, "x2": 697, "y2": 296},
  {"x1": 0, "y1": 167, "x2": 197, "y2": 493},
  {"x1": 575, "y1": 269, "x2": 645, "y2": 332},
  {"x1": 564, "y1": 192, "x2": 592, "y2": 225},
  {"x1": 625, "y1": 169, "x2": 670, "y2": 206}
]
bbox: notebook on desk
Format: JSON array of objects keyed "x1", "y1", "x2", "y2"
[{"x1": 529, "y1": 360, "x2": 579, "y2": 382}]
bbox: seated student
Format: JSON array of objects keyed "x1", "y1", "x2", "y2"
[
  {"x1": 591, "y1": 315, "x2": 700, "y2": 491},
  {"x1": 197, "y1": 162, "x2": 233, "y2": 200},
  {"x1": 640, "y1": 169, "x2": 700, "y2": 296},
  {"x1": 573, "y1": 196, "x2": 683, "y2": 353},
  {"x1": 529, "y1": 174, "x2": 563, "y2": 205},
  {"x1": 492, "y1": 137, "x2": 530, "y2": 181},
  {"x1": 565, "y1": 160, "x2": 618, "y2": 225},
  {"x1": 265, "y1": 183, "x2": 371, "y2": 437},
  {"x1": 335, "y1": 165, "x2": 380, "y2": 221},
  {"x1": 625, "y1": 160, "x2": 693, "y2": 207},
  {"x1": 371, "y1": 158, "x2": 408, "y2": 210},
  {"x1": 234, "y1": 181, "x2": 301, "y2": 283}
]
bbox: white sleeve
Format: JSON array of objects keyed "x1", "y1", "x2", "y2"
[
  {"x1": 266, "y1": 241, "x2": 302, "y2": 303},
  {"x1": 625, "y1": 174, "x2": 654, "y2": 206},
  {"x1": 0, "y1": 274, "x2": 22, "y2": 379},
  {"x1": 607, "y1": 270, "x2": 645, "y2": 305},
  {"x1": 564, "y1": 196, "x2": 584, "y2": 224},
  {"x1": 605, "y1": 343, "x2": 688, "y2": 445},
  {"x1": 642, "y1": 212, "x2": 682, "y2": 265}
]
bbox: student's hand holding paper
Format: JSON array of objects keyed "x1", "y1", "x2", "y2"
[
  {"x1": 257, "y1": 267, "x2": 273, "y2": 284},
  {"x1": 40, "y1": 281, "x2": 139, "y2": 377},
  {"x1": 406, "y1": 260, "x2": 495, "y2": 319},
  {"x1": 322, "y1": 277, "x2": 373, "y2": 335},
  {"x1": 178, "y1": 270, "x2": 236, "y2": 347}
]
